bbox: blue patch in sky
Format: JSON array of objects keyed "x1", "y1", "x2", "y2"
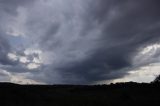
[{"x1": 7, "y1": 35, "x2": 29, "y2": 51}]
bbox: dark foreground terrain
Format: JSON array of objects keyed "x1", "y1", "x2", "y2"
[{"x1": 0, "y1": 82, "x2": 159, "y2": 106}]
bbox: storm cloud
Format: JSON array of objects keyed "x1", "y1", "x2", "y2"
[{"x1": 0, "y1": 0, "x2": 160, "y2": 84}]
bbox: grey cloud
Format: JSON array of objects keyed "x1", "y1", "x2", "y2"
[
  {"x1": 0, "y1": 0, "x2": 160, "y2": 84},
  {"x1": 0, "y1": 35, "x2": 11, "y2": 65},
  {"x1": 0, "y1": 0, "x2": 34, "y2": 64},
  {"x1": 0, "y1": 0, "x2": 37, "y2": 72},
  {"x1": 24, "y1": 0, "x2": 160, "y2": 84},
  {"x1": 0, "y1": 0, "x2": 35, "y2": 15},
  {"x1": 45, "y1": 0, "x2": 160, "y2": 84}
]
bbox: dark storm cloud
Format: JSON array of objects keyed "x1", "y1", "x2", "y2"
[
  {"x1": 0, "y1": 0, "x2": 160, "y2": 84},
  {"x1": 46, "y1": 0, "x2": 160, "y2": 84}
]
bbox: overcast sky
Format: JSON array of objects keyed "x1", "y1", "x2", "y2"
[{"x1": 0, "y1": 0, "x2": 160, "y2": 84}]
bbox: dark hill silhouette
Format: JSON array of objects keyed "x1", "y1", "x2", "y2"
[{"x1": 0, "y1": 81, "x2": 159, "y2": 106}]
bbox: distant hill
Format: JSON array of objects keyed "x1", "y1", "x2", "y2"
[{"x1": 0, "y1": 82, "x2": 159, "y2": 106}]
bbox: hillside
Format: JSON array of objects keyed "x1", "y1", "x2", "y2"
[{"x1": 0, "y1": 82, "x2": 159, "y2": 106}]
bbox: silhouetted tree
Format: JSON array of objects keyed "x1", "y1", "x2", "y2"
[{"x1": 153, "y1": 75, "x2": 160, "y2": 83}]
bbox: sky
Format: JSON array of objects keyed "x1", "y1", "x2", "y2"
[{"x1": 0, "y1": 0, "x2": 160, "y2": 84}]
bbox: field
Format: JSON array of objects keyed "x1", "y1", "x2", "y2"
[{"x1": 0, "y1": 82, "x2": 159, "y2": 106}]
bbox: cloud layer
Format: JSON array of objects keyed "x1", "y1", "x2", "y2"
[{"x1": 0, "y1": 0, "x2": 160, "y2": 84}]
